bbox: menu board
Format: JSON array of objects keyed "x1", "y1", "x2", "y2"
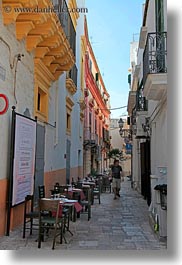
[{"x1": 12, "y1": 114, "x2": 36, "y2": 206}]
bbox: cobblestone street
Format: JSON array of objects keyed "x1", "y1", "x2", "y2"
[{"x1": 0, "y1": 179, "x2": 167, "y2": 251}]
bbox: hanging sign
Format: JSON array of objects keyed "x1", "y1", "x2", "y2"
[{"x1": 0, "y1": 94, "x2": 9, "y2": 115}]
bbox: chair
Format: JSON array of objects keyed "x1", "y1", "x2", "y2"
[
  {"x1": 58, "y1": 185, "x2": 69, "y2": 196},
  {"x1": 23, "y1": 195, "x2": 39, "y2": 238},
  {"x1": 80, "y1": 187, "x2": 92, "y2": 221},
  {"x1": 38, "y1": 199, "x2": 64, "y2": 249},
  {"x1": 53, "y1": 183, "x2": 60, "y2": 194},
  {"x1": 102, "y1": 176, "x2": 112, "y2": 193},
  {"x1": 38, "y1": 185, "x2": 45, "y2": 198},
  {"x1": 75, "y1": 182, "x2": 83, "y2": 189},
  {"x1": 62, "y1": 205, "x2": 73, "y2": 238},
  {"x1": 93, "y1": 179, "x2": 101, "y2": 204},
  {"x1": 71, "y1": 191, "x2": 81, "y2": 221}
]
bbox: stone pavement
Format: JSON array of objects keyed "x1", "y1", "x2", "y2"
[{"x1": 0, "y1": 179, "x2": 167, "y2": 250}]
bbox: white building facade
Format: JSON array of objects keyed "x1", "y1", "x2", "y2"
[{"x1": 127, "y1": 0, "x2": 167, "y2": 240}]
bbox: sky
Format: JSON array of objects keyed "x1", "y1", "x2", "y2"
[{"x1": 85, "y1": 0, "x2": 144, "y2": 119}]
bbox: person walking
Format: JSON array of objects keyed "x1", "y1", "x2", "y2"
[{"x1": 111, "y1": 159, "x2": 123, "y2": 200}]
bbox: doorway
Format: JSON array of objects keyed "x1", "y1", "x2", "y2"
[
  {"x1": 34, "y1": 124, "x2": 45, "y2": 205},
  {"x1": 140, "y1": 140, "x2": 151, "y2": 206},
  {"x1": 66, "y1": 139, "x2": 71, "y2": 184}
]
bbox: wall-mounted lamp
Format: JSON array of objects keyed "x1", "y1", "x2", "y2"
[{"x1": 118, "y1": 118, "x2": 132, "y2": 140}]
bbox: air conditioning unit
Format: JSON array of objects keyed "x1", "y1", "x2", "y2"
[{"x1": 135, "y1": 111, "x2": 148, "y2": 138}]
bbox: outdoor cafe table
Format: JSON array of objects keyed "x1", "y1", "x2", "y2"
[
  {"x1": 82, "y1": 181, "x2": 96, "y2": 187},
  {"x1": 48, "y1": 197, "x2": 83, "y2": 222},
  {"x1": 68, "y1": 188, "x2": 86, "y2": 201}
]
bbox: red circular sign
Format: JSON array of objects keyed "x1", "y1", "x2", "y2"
[{"x1": 0, "y1": 94, "x2": 9, "y2": 115}]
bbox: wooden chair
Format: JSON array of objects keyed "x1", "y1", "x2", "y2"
[
  {"x1": 23, "y1": 195, "x2": 39, "y2": 238},
  {"x1": 38, "y1": 199, "x2": 64, "y2": 249},
  {"x1": 80, "y1": 187, "x2": 92, "y2": 221}
]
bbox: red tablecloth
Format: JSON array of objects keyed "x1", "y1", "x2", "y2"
[
  {"x1": 48, "y1": 197, "x2": 83, "y2": 218},
  {"x1": 68, "y1": 189, "x2": 86, "y2": 200},
  {"x1": 63, "y1": 201, "x2": 82, "y2": 213},
  {"x1": 52, "y1": 203, "x2": 63, "y2": 218}
]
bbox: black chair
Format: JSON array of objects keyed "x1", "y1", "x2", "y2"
[
  {"x1": 75, "y1": 182, "x2": 83, "y2": 189},
  {"x1": 71, "y1": 191, "x2": 81, "y2": 221},
  {"x1": 62, "y1": 205, "x2": 73, "y2": 238},
  {"x1": 93, "y1": 179, "x2": 101, "y2": 204},
  {"x1": 58, "y1": 185, "x2": 69, "y2": 196},
  {"x1": 102, "y1": 177, "x2": 112, "y2": 193},
  {"x1": 23, "y1": 195, "x2": 39, "y2": 238},
  {"x1": 80, "y1": 187, "x2": 92, "y2": 221},
  {"x1": 38, "y1": 185, "x2": 45, "y2": 199}
]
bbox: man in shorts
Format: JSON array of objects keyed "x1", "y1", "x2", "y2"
[{"x1": 111, "y1": 159, "x2": 123, "y2": 200}]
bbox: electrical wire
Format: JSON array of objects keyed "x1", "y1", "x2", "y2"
[
  {"x1": 13, "y1": 59, "x2": 19, "y2": 104},
  {"x1": 0, "y1": 37, "x2": 13, "y2": 69},
  {"x1": 100, "y1": 105, "x2": 127, "y2": 111}
]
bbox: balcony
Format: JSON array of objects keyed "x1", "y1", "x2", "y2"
[
  {"x1": 84, "y1": 127, "x2": 98, "y2": 148},
  {"x1": 131, "y1": 64, "x2": 141, "y2": 91},
  {"x1": 58, "y1": 0, "x2": 76, "y2": 56},
  {"x1": 66, "y1": 64, "x2": 77, "y2": 95},
  {"x1": 139, "y1": 26, "x2": 147, "y2": 49},
  {"x1": 103, "y1": 128, "x2": 109, "y2": 142},
  {"x1": 143, "y1": 32, "x2": 167, "y2": 100},
  {"x1": 2, "y1": 0, "x2": 76, "y2": 74},
  {"x1": 85, "y1": 54, "x2": 108, "y2": 109},
  {"x1": 127, "y1": 91, "x2": 136, "y2": 115},
  {"x1": 135, "y1": 111, "x2": 148, "y2": 139},
  {"x1": 136, "y1": 89, "x2": 148, "y2": 112}
]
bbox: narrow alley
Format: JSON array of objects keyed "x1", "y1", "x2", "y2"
[
  {"x1": 0, "y1": 179, "x2": 167, "y2": 250},
  {"x1": 0, "y1": 0, "x2": 168, "y2": 251}
]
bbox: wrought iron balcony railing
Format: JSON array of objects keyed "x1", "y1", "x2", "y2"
[
  {"x1": 143, "y1": 32, "x2": 167, "y2": 85},
  {"x1": 136, "y1": 90, "x2": 148, "y2": 111},
  {"x1": 58, "y1": 0, "x2": 76, "y2": 56},
  {"x1": 84, "y1": 127, "x2": 99, "y2": 146},
  {"x1": 102, "y1": 128, "x2": 110, "y2": 142},
  {"x1": 67, "y1": 64, "x2": 78, "y2": 86}
]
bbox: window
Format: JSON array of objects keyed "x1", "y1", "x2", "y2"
[
  {"x1": 66, "y1": 96, "x2": 74, "y2": 134},
  {"x1": 89, "y1": 59, "x2": 92, "y2": 71},
  {"x1": 95, "y1": 119, "x2": 97, "y2": 134},
  {"x1": 37, "y1": 92, "x2": 41, "y2": 111},
  {"x1": 34, "y1": 60, "x2": 53, "y2": 122},
  {"x1": 89, "y1": 112, "x2": 92, "y2": 127},
  {"x1": 136, "y1": 81, "x2": 148, "y2": 111},
  {"x1": 81, "y1": 57, "x2": 84, "y2": 91},
  {"x1": 36, "y1": 87, "x2": 48, "y2": 120},
  {"x1": 67, "y1": 113, "x2": 71, "y2": 131},
  {"x1": 58, "y1": 0, "x2": 76, "y2": 56},
  {"x1": 155, "y1": 0, "x2": 164, "y2": 32}
]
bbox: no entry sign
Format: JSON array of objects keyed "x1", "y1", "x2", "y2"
[{"x1": 0, "y1": 94, "x2": 9, "y2": 115}]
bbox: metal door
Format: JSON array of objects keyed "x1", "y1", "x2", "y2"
[
  {"x1": 34, "y1": 124, "x2": 45, "y2": 205},
  {"x1": 140, "y1": 140, "x2": 151, "y2": 206},
  {"x1": 66, "y1": 139, "x2": 71, "y2": 184}
]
